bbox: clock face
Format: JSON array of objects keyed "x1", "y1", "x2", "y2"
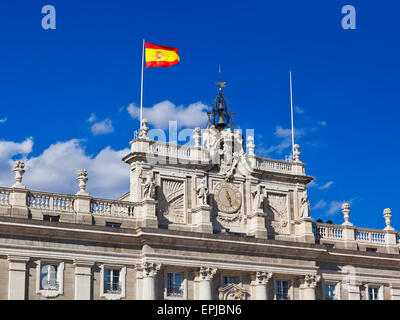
[{"x1": 214, "y1": 182, "x2": 242, "y2": 213}]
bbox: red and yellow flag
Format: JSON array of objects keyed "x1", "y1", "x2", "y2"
[{"x1": 145, "y1": 42, "x2": 180, "y2": 68}]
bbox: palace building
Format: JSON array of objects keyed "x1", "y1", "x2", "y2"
[{"x1": 0, "y1": 85, "x2": 399, "y2": 300}]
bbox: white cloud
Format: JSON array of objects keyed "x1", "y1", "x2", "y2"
[
  {"x1": 0, "y1": 117, "x2": 7, "y2": 123},
  {"x1": 88, "y1": 113, "x2": 97, "y2": 123},
  {"x1": 90, "y1": 118, "x2": 114, "y2": 135},
  {"x1": 0, "y1": 139, "x2": 130, "y2": 199},
  {"x1": 318, "y1": 121, "x2": 327, "y2": 127},
  {"x1": 294, "y1": 106, "x2": 305, "y2": 114},
  {"x1": 313, "y1": 200, "x2": 327, "y2": 210},
  {"x1": 319, "y1": 180, "x2": 334, "y2": 190},
  {"x1": 127, "y1": 100, "x2": 209, "y2": 129},
  {"x1": 260, "y1": 126, "x2": 305, "y2": 155},
  {"x1": 326, "y1": 200, "x2": 350, "y2": 216}
]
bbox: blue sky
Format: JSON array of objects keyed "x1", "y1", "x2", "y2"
[{"x1": 0, "y1": 0, "x2": 399, "y2": 230}]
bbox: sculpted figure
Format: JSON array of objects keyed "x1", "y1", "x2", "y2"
[
  {"x1": 252, "y1": 185, "x2": 264, "y2": 212},
  {"x1": 195, "y1": 178, "x2": 208, "y2": 206},
  {"x1": 143, "y1": 175, "x2": 157, "y2": 200},
  {"x1": 300, "y1": 197, "x2": 310, "y2": 218}
]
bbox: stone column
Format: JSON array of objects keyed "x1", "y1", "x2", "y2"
[
  {"x1": 300, "y1": 274, "x2": 320, "y2": 300},
  {"x1": 254, "y1": 272, "x2": 272, "y2": 300},
  {"x1": 198, "y1": 267, "x2": 217, "y2": 300},
  {"x1": 73, "y1": 260, "x2": 94, "y2": 300},
  {"x1": 7, "y1": 255, "x2": 30, "y2": 300},
  {"x1": 135, "y1": 262, "x2": 161, "y2": 300}
]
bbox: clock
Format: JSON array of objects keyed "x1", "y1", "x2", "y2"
[{"x1": 214, "y1": 182, "x2": 242, "y2": 213}]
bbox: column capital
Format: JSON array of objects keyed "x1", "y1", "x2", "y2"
[
  {"x1": 255, "y1": 271, "x2": 272, "y2": 285},
  {"x1": 301, "y1": 274, "x2": 321, "y2": 289},
  {"x1": 135, "y1": 262, "x2": 161, "y2": 277},
  {"x1": 199, "y1": 267, "x2": 217, "y2": 281}
]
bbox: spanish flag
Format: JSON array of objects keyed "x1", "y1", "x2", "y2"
[{"x1": 145, "y1": 42, "x2": 180, "y2": 68}]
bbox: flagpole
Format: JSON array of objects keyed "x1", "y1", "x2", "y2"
[
  {"x1": 140, "y1": 39, "x2": 145, "y2": 129},
  {"x1": 289, "y1": 71, "x2": 295, "y2": 159}
]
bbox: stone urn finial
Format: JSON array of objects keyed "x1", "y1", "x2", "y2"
[
  {"x1": 193, "y1": 127, "x2": 201, "y2": 147},
  {"x1": 247, "y1": 136, "x2": 255, "y2": 156},
  {"x1": 76, "y1": 169, "x2": 89, "y2": 195},
  {"x1": 12, "y1": 160, "x2": 26, "y2": 188},
  {"x1": 341, "y1": 203, "x2": 352, "y2": 226},
  {"x1": 139, "y1": 118, "x2": 149, "y2": 139},
  {"x1": 383, "y1": 208, "x2": 393, "y2": 230},
  {"x1": 293, "y1": 144, "x2": 301, "y2": 162}
]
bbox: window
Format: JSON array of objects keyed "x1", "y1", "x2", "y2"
[
  {"x1": 366, "y1": 247, "x2": 377, "y2": 253},
  {"x1": 43, "y1": 215, "x2": 59, "y2": 222},
  {"x1": 106, "y1": 222, "x2": 121, "y2": 228},
  {"x1": 40, "y1": 264, "x2": 59, "y2": 290},
  {"x1": 275, "y1": 280, "x2": 289, "y2": 300},
  {"x1": 324, "y1": 284, "x2": 336, "y2": 300},
  {"x1": 223, "y1": 276, "x2": 238, "y2": 286},
  {"x1": 167, "y1": 272, "x2": 183, "y2": 297},
  {"x1": 100, "y1": 266, "x2": 126, "y2": 300},
  {"x1": 36, "y1": 261, "x2": 64, "y2": 298},
  {"x1": 104, "y1": 269, "x2": 121, "y2": 294},
  {"x1": 368, "y1": 287, "x2": 379, "y2": 300}
]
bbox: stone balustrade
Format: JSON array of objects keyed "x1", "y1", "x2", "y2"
[
  {"x1": 146, "y1": 141, "x2": 304, "y2": 175},
  {"x1": 313, "y1": 222, "x2": 396, "y2": 249},
  {"x1": 90, "y1": 198, "x2": 135, "y2": 217},
  {"x1": 27, "y1": 191, "x2": 75, "y2": 213},
  {"x1": 355, "y1": 228, "x2": 385, "y2": 243},
  {"x1": 314, "y1": 223, "x2": 344, "y2": 240},
  {"x1": 0, "y1": 188, "x2": 11, "y2": 206},
  {"x1": 149, "y1": 142, "x2": 193, "y2": 159}
]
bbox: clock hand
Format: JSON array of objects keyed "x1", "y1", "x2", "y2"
[{"x1": 225, "y1": 190, "x2": 232, "y2": 206}]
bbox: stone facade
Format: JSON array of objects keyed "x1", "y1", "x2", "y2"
[{"x1": 0, "y1": 112, "x2": 399, "y2": 300}]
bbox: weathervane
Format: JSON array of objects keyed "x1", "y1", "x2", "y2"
[{"x1": 215, "y1": 64, "x2": 227, "y2": 90}]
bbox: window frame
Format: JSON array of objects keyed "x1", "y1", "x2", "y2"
[
  {"x1": 365, "y1": 284, "x2": 383, "y2": 301},
  {"x1": 275, "y1": 280, "x2": 290, "y2": 300},
  {"x1": 35, "y1": 260, "x2": 64, "y2": 298},
  {"x1": 100, "y1": 265, "x2": 126, "y2": 300},
  {"x1": 323, "y1": 283, "x2": 337, "y2": 300},
  {"x1": 164, "y1": 269, "x2": 187, "y2": 300}
]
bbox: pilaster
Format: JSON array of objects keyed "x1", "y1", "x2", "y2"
[
  {"x1": 192, "y1": 205, "x2": 213, "y2": 233},
  {"x1": 300, "y1": 274, "x2": 320, "y2": 300},
  {"x1": 73, "y1": 260, "x2": 94, "y2": 300},
  {"x1": 198, "y1": 267, "x2": 217, "y2": 300},
  {"x1": 137, "y1": 199, "x2": 158, "y2": 228},
  {"x1": 74, "y1": 195, "x2": 92, "y2": 224},
  {"x1": 7, "y1": 255, "x2": 30, "y2": 300},
  {"x1": 246, "y1": 210, "x2": 268, "y2": 239},
  {"x1": 135, "y1": 262, "x2": 161, "y2": 300},
  {"x1": 295, "y1": 217, "x2": 315, "y2": 243},
  {"x1": 9, "y1": 188, "x2": 29, "y2": 219},
  {"x1": 254, "y1": 271, "x2": 272, "y2": 300}
]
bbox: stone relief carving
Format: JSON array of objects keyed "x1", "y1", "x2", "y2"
[
  {"x1": 218, "y1": 283, "x2": 249, "y2": 300},
  {"x1": 301, "y1": 274, "x2": 321, "y2": 288},
  {"x1": 300, "y1": 197, "x2": 310, "y2": 218},
  {"x1": 266, "y1": 193, "x2": 289, "y2": 234},
  {"x1": 159, "y1": 179, "x2": 185, "y2": 224},
  {"x1": 143, "y1": 173, "x2": 157, "y2": 200},
  {"x1": 135, "y1": 262, "x2": 161, "y2": 277},
  {"x1": 194, "y1": 177, "x2": 208, "y2": 206},
  {"x1": 256, "y1": 271, "x2": 272, "y2": 285},
  {"x1": 199, "y1": 267, "x2": 217, "y2": 280},
  {"x1": 252, "y1": 185, "x2": 264, "y2": 213}
]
